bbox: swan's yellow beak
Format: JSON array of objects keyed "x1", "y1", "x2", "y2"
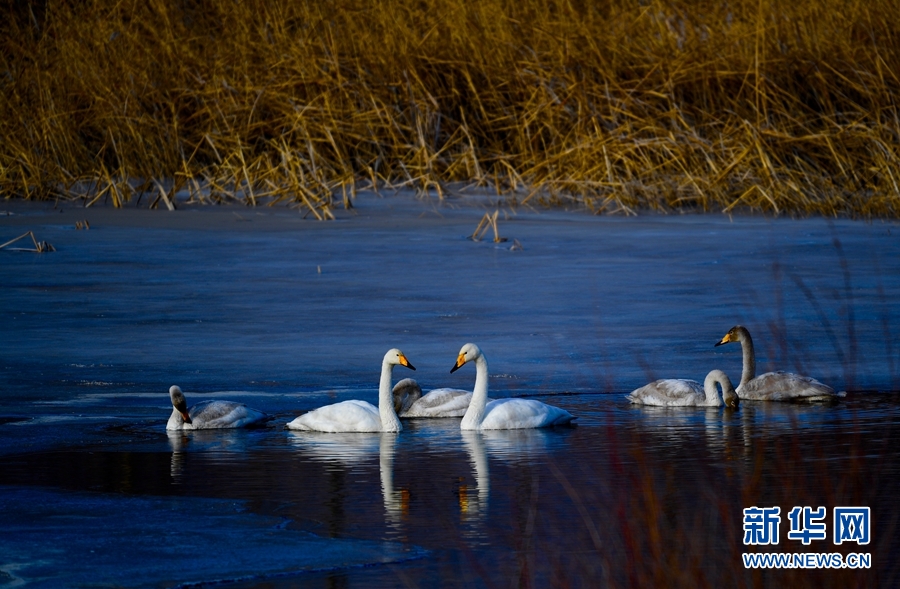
[
  {"x1": 715, "y1": 332, "x2": 734, "y2": 347},
  {"x1": 450, "y1": 353, "x2": 467, "y2": 373},
  {"x1": 398, "y1": 353, "x2": 416, "y2": 371}
]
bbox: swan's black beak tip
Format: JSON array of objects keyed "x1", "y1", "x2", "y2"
[
  {"x1": 450, "y1": 353, "x2": 466, "y2": 374},
  {"x1": 398, "y1": 354, "x2": 415, "y2": 371}
]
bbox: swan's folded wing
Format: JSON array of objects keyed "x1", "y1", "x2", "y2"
[
  {"x1": 480, "y1": 398, "x2": 575, "y2": 429},
  {"x1": 626, "y1": 379, "x2": 703, "y2": 406},
  {"x1": 738, "y1": 371, "x2": 836, "y2": 401},
  {"x1": 403, "y1": 388, "x2": 477, "y2": 417},
  {"x1": 286, "y1": 399, "x2": 382, "y2": 432},
  {"x1": 189, "y1": 400, "x2": 269, "y2": 429}
]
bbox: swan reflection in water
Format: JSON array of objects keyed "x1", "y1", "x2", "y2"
[
  {"x1": 166, "y1": 428, "x2": 263, "y2": 484},
  {"x1": 287, "y1": 424, "x2": 573, "y2": 541},
  {"x1": 168, "y1": 431, "x2": 187, "y2": 484},
  {"x1": 288, "y1": 431, "x2": 409, "y2": 537},
  {"x1": 458, "y1": 427, "x2": 575, "y2": 542},
  {"x1": 625, "y1": 402, "x2": 744, "y2": 460},
  {"x1": 459, "y1": 431, "x2": 489, "y2": 531},
  {"x1": 378, "y1": 434, "x2": 408, "y2": 532}
]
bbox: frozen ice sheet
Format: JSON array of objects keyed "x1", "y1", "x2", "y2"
[{"x1": 0, "y1": 486, "x2": 424, "y2": 588}]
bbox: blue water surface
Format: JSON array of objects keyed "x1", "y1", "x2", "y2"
[{"x1": 1, "y1": 193, "x2": 899, "y2": 587}]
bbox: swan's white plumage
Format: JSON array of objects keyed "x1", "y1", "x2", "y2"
[
  {"x1": 392, "y1": 378, "x2": 482, "y2": 418},
  {"x1": 286, "y1": 348, "x2": 414, "y2": 432},
  {"x1": 288, "y1": 399, "x2": 387, "y2": 433},
  {"x1": 472, "y1": 397, "x2": 576, "y2": 429},
  {"x1": 166, "y1": 385, "x2": 269, "y2": 430},
  {"x1": 452, "y1": 343, "x2": 575, "y2": 430},
  {"x1": 626, "y1": 369, "x2": 739, "y2": 407},
  {"x1": 716, "y1": 325, "x2": 838, "y2": 401}
]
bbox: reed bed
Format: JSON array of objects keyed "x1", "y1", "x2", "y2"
[{"x1": 2, "y1": 0, "x2": 900, "y2": 216}]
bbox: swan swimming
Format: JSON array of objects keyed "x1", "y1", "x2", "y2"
[
  {"x1": 286, "y1": 348, "x2": 415, "y2": 432},
  {"x1": 451, "y1": 343, "x2": 575, "y2": 430},
  {"x1": 392, "y1": 378, "x2": 486, "y2": 418},
  {"x1": 166, "y1": 385, "x2": 270, "y2": 430},
  {"x1": 626, "y1": 369, "x2": 739, "y2": 407},
  {"x1": 715, "y1": 325, "x2": 838, "y2": 401}
]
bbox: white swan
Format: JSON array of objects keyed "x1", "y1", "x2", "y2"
[
  {"x1": 451, "y1": 343, "x2": 576, "y2": 430},
  {"x1": 166, "y1": 385, "x2": 270, "y2": 430},
  {"x1": 286, "y1": 348, "x2": 415, "y2": 432},
  {"x1": 715, "y1": 325, "x2": 838, "y2": 401},
  {"x1": 626, "y1": 369, "x2": 739, "y2": 407},
  {"x1": 391, "y1": 378, "x2": 485, "y2": 418}
]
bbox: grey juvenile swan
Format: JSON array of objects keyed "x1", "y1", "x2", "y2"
[
  {"x1": 626, "y1": 369, "x2": 739, "y2": 407},
  {"x1": 167, "y1": 385, "x2": 270, "y2": 430},
  {"x1": 392, "y1": 378, "x2": 488, "y2": 418},
  {"x1": 715, "y1": 325, "x2": 838, "y2": 401}
]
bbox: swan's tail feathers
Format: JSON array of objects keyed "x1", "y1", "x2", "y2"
[
  {"x1": 246, "y1": 413, "x2": 274, "y2": 428},
  {"x1": 554, "y1": 413, "x2": 577, "y2": 426}
]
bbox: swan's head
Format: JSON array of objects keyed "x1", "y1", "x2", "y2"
[
  {"x1": 384, "y1": 348, "x2": 416, "y2": 371},
  {"x1": 724, "y1": 389, "x2": 739, "y2": 408},
  {"x1": 450, "y1": 343, "x2": 482, "y2": 373},
  {"x1": 168, "y1": 385, "x2": 192, "y2": 424},
  {"x1": 715, "y1": 325, "x2": 749, "y2": 347},
  {"x1": 705, "y1": 369, "x2": 739, "y2": 408},
  {"x1": 392, "y1": 378, "x2": 422, "y2": 414}
]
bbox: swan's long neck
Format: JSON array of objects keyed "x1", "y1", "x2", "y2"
[
  {"x1": 167, "y1": 408, "x2": 185, "y2": 429},
  {"x1": 738, "y1": 330, "x2": 756, "y2": 387},
  {"x1": 379, "y1": 361, "x2": 403, "y2": 432},
  {"x1": 704, "y1": 379, "x2": 722, "y2": 405},
  {"x1": 705, "y1": 370, "x2": 738, "y2": 407},
  {"x1": 460, "y1": 355, "x2": 489, "y2": 430}
]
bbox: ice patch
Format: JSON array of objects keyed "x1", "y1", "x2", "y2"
[{"x1": 0, "y1": 487, "x2": 425, "y2": 588}]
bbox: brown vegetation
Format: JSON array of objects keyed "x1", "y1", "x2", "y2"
[{"x1": 2, "y1": 0, "x2": 900, "y2": 216}]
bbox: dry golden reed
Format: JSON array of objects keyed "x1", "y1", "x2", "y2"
[{"x1": 2, "y1": 0, "x2": 899, "y2": 217}]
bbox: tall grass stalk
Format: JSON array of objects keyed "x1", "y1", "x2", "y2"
[{"x1": 2, "y1": 0, "x2": 900, "y2": 216}]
